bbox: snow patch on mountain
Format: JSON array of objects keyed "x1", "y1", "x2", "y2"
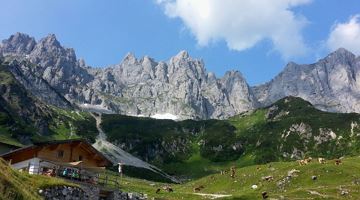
[
  {"x1": 151, "y1": 113, "x2": 178, "y2": 120},
  {"x1": 79, "y1": 104, "x2": 114, "y2": 114}
]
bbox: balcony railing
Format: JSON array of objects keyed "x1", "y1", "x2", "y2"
[{"x1": 25, "y1": 163, "x2": 120, "y2": 190}]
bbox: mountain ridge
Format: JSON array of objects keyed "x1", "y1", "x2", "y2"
[
  {"x1": 252, "y1": 47, "x2": 360, "y2": 114},
  {"x1": 2, "y1": 55, "x2": 360, "y2": 184},
  {"x1": 1, "y1": 32, "x2": 360, "y2": 120}
]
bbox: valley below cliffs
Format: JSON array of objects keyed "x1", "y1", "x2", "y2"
[
  {"x1": 2, "y1": 32, "x2": 360, "y2": 176},
  {"x1": 2, "y1": 33, "x2": 360, "y2": 199}
]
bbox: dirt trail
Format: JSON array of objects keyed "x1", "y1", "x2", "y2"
[{"x1": 192, "y1": 193, "x2": 232, "y2": 199}]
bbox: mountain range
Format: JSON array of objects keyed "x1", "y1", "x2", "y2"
[
  {"x1": 2, "y1": 33, "x2": 359, "y2": 120},
  {"x1": 2, "y1": 32, "x2": 360, "y2": 186}
]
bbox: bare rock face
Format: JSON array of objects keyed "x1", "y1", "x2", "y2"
[
  {"x1": 6, "y1": 60, "x2": 72, "y2": 109},
  {"x1": 28, "y1": 34, "x2": 93, "y2": 94},
  {"x1": 88, "y1": 50, "x2": 258, "y2": 119},
  {"x1": 0, "y1": 33, "x2": 258, "y2": 119},
  {"x1": 0, "y1": 32, "x2": 36, "y2": 55},
  {"x1": 2, "y1": 33, "x2": 360, "y2": 119},
  {"x1": 253, "y1": 48, "x2": 360, "y2": 114}
]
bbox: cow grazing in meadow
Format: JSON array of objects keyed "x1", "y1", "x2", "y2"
[
  {"x1": 230, "y1": 166, "x2": 236, "y2": 178},
  {"x1": 298, "y1": 157, "x2": 313, "y2": 165},
  {"x1": 162, "y1": 185, "x2": 174, "y2": 192},
  {"x1": 318, "y1": 158, "x2": 326, "y2": 164},
  {"x1": 335, "y1": 159, "x2": 342, "y2": 165},
  {"x1": 193, "y1": 185, "x2": 205, "y2": 192}
]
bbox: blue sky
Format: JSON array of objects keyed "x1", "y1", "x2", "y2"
[{"x1": 0, "y1": 0, "x2": 359, "y2": 85}]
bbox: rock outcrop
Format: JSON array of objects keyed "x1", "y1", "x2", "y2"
[
  {"x1": 2, "y1": 33, "x2": 360, "y2": 119},
  {"x1": 1, "y1": 33, "x2": 258, "y2": 119},
  {"x1": 40, "y1": 186, "x2": 89, "y2": 200},
  {"x1": 39, "y1": 185, "x2": 147, "y2": 200},
  {"x1": 0, "y1": 32, "x2": 36, "y2": 55},
  {"x1": 253, "y1": 48, "x2": 360, "y2": 113}
]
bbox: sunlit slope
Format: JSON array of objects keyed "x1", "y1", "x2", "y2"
[{"x1": 119, "y1": 156, "x2": 360, "y2": 200}]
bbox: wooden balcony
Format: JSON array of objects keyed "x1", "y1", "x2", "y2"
[{"x1": 27, "y1": 159, "x2": 121, "y2": 190}]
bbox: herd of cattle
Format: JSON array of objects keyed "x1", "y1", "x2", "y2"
[
  {"x1": 154, "y1": 157, "x2": 344, "y2": 199},
  {"x1": 298, "y1": 157, "x2": 342, "y2": 165}
]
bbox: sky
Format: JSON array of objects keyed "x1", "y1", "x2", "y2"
[{"x1": 0, "y1": 0, "x2": 359, "y2": 85}]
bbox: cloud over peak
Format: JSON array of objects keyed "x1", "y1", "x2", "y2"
[
  {"x1": 156, "y1": 0, "x2": 312, "y2": 59},
  {"x1": 327, "y1": 15, "x2": 360, "y2": 55}
]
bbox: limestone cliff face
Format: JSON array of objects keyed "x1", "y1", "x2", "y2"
[
  {"x1": 0, "y1": 59, "x2": 53, "y2": 138},
  {"x1": 252, "y1": 48, "x2": 360, "y2": 113},
  {"x1": 0, "y1": 32, "x2": 36, "y2": 55},
  {"x1": 85, "y1": 50, "x2": 259, "y2": 119},
  {"x1": 2, "y1": 33, "x2": 360, "y2": 119},
  {"x1": 1, "y1": 33, "x2": 257, "y2": 119}
]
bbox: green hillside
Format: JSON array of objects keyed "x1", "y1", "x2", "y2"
[
  {"x1": 118, "y1": 156, "x2": 360, "y2": 200},
  {"x1": 230, "y1": 96, "x2": 360, "y2": 163},
  {"x1": 2, "y1": 58, "x2": 360, "y2": 199},
  {"x1": 3, "y1": 153, "x2": 360, "y2": 200},
  {"x1": 0, "y1": 60, "x2": 98, "y2": 145},
  {"x1": 0, "y1": 158, "x2": 74, "y2": 200},
  {"x1": 101, "y1": 96, "x2": 360, "y2": 179}
]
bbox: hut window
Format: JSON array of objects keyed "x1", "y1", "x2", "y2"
[
  {"x1": 57, "y1": 150, "x2": 64, "y2": 158},
  {"x1": 78, "y1": 155, "x2": 83, "y2": 161}
]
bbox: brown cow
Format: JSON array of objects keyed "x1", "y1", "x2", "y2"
[
  {"x1": 262, "y1": 191, "x2": 269, "y2": 199},
  {"x1": 335, "y1": 159, "x2": 342, "y2": 165},
  {"x1": 230, "y1": 166, "x2": 236, "y2": 178},
  {"x1": 262, "y1": 176, "x2": 274, "y2": 182},
  {"x1": 162, "y1": 185, "x2": 173, "y2": 192},
  {"x1": 306, "y1": 157, "x2": 313, "y2": 163},
  {"x1": 298, "y1": 159, "x2": 307, "y2": 166},
  {"x1": 193, "y1": 185, "x2": 205, "y2": 192},
  {"x1": 298, "y1": 157, "x2": 313, "y2": 166}
]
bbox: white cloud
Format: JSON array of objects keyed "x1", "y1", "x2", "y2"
[
  {"x1": 327, "y1": 15, "x2": 360, "y2": 55},
  {"x1": 156, "y1": 0, "x2": 311, "y2": 59}
]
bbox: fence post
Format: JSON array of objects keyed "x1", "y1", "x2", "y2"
[{"x1": 27, "y1": 162, "x2": 31, "y2": 174}]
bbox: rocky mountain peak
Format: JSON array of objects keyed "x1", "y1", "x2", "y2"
[
  {"x1": 141, "y1": 55, "x2": 157, "y2": 66},
  {"x1": 333, "y1": 47, "x2": 354, "y2": 56},
  {"x1": 280, "y1": 61, "x2": 301, "y2": 75},
  {"x1": 168, "y1": 50, "x2": 206, "y2": 78},
  {"x1": 0, "y1": 32, "x2": 36, "y2": 55},
  {"x1": 253, "y1": 47, "x2": 360, "y2": 114},
  {"x1": 222, "y1": 70, "x2": 245, "y2": 81},
  {"x1": 286, "y1": 61, "x2": 298, "y2": 67},
  {"x1": 175, "y1": 50, "x2": 189, "y2": 59},
  {"x1": 170, "y1": 50, "x2": 192, "y2": 65},
  {"x1": 322, "y1": 48, "x2": 356, "y2": 64},
  {"x1": 207, "y1": 72, "x2": 217, "y2": 83},
  {"x1": 221, "y1": 71, "x2": 249, "y2": 92},
  {"x1": 4, "y1": 32, "x2": 360, "y2": 120},
  {"x1": 9, "y1": 32, "x2": 34, "y2": 43},
  {"x1": 28, "y1": 33, "x2": 77, "y2": 68},
  {"x1": 121, "y1": 52, "x2": 137, "y2": 65},
  {"x1": 37, "y1": 34, "x2": 61, "y2": 49},
  {"x1": 78, "y1": 58, "x2": 87, "y2": 68}
]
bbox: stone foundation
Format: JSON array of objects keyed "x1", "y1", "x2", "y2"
[
  {"x1": 39, "y1": 185, "x2": 88, "y2": 200},
  {"x1": 109, "y1": 191, "x2": 147, "y2": 200},
  {"x1": 39, "y1": 185, "x2": 147, "y2": 200},
  {"x1": 80, "y1": 185, "x2": 100, "y2": 200}
]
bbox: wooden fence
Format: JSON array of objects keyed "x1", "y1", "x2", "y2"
[{"x1": 27, "y1": 163, "x2": 121, "y2": 190}]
